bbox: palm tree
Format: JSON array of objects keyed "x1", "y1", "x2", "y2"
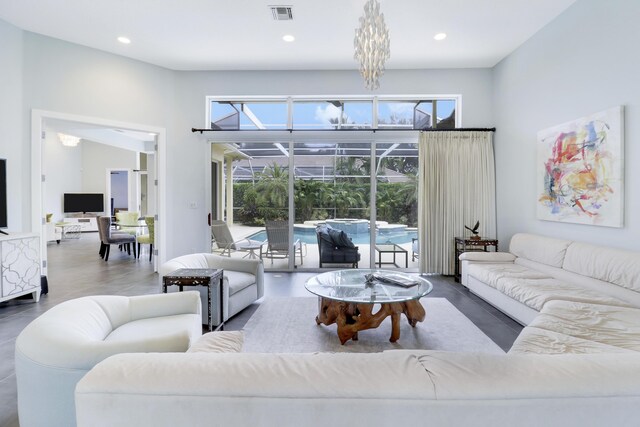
[
  {"x1": 397, "y1": 174, "x2": 419, "y2": 226},
  {"x1": 255, "y1": 163, "x2": 289, "y2": 219},
  {"x1": 294, "y1": 179, "x2": 328, "y2": 221},
  {"x1": 324, "y1": 182, "x2": 366, "y2": 218},
  {"x1": 335, "y1": 156, "x2": 370, "y2": 184},
  {"x1": 375, "y1": 184, "x2": 396, "y2": 222}
]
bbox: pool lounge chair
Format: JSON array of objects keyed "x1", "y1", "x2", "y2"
[
  {"x1": 211, "y1": 220, "x2": 264, "y2": 257},
  {"x1": 260, "y1": 220, "x2": 304, "y2": 266}
]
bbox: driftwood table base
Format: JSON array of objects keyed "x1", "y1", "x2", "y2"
[{"x1": 315, "y1": 297, "x2": 426, "y2": 344}]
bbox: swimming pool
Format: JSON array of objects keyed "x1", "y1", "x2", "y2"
[{"x1": 247, "y1": 228, "x2": 417, "y2": 245}]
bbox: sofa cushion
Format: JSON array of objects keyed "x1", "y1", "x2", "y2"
[
  {"x1": 224, "y1": 271, "x2": 256, "y2": 295},
  {"x1": 526, "y1": 300, "x2": 640, "y2": 352},
  {"x1": 495, "y1": 277, "x2": 631, "y2": 311},
  {"x1": 187, "y1": 331, "x2": 244, "y2": 353},
  {"x1": 509, "y1": 326, "x2": 637, "y2": 355},
  {"x1": 459, "y1": 252, "x2": 516, "y2": 262},
  {"x1": 105, "y1": 314, "x2": 201, "y2": 352},
  {"x1": 509, "y1": 233, "x2": 572, "y2": 268},
  {"x1": 414, "y1": 351, "x2": 640, "y2": 399},
  {"x1": 467, "y1": 263, "x2": 551, "y2": 289},
  {"x1": 563, "y1": 242, "x2": 640, "y2": 293}
]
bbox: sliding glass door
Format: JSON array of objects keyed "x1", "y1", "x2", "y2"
[
  {"x1": 293, "y1": 141, "x2": 372, "y2": 270},
  {"x1": 224, "y1": 141, "x2": 290, "y2": 271},
  {"x1": 374, "y1": 142, "x2": 419, "y2": 270},
  {"x1": 213, "y1": 133, "x2": 419, "y2": 272}
]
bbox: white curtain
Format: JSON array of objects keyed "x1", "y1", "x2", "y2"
[{"x1": 418, "y1": 131, "x2": 496, "y2": 274}]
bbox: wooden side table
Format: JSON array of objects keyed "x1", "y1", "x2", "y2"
[
  {"x1": 162, "y1": 268, "x2": 224, "y2": 331},
  {"x1": 454, "y1": 237, "x2": 498, "y2": 282}
]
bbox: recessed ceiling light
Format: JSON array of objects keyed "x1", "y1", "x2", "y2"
[
  {"x1": 117, "y1": 36, "x2": 131, "y2": 44},
  {"x1": 282, "y1": 35, "x2": 295, "y2": 42},
  {"x1": 434, "y1": 33, "x2": 447, "y2": 41}
]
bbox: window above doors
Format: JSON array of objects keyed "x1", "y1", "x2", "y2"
[{"x1": 208, "y1": 96, "x2": 460, "y2": 131}]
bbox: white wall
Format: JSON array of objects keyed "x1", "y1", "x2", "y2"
[
  {"x1": 81, "y1": 142, "x2": 137, "y2": 214},
  {"x1": 0, "y1": 20, "x2": 23, "y2": 232},
  {"x1": 42, "y1": 126, "x2": 82, "y2": 221},
  {"x1": 21, "y1": 31, "x2": 174, "y2": 225},
  {"x1": 493, "y1": 0, "x2": 640, "y2": 250}
]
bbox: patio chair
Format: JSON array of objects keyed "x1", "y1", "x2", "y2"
[
  {"x1": 316, "y1": 224, "x2": 360, "y2": 268},
  {"x1": 412, "y1": 237, "x2": 419, "y2": 262},
  {"x1": 211, "y1": 220, "x2": 264, "y2": 257},
  {"x1": 260, "y1": 220, "x2": 304, "y2": 266}
]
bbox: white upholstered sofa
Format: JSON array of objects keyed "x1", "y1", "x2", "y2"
[
  {"x1": 15, "y1": 292, "x2": 202, "y2": 427},
  {"x1": 160, "y1": 253, "x2": 264, "y2": 326},
  {"x1": 460, "y1": 233, "x2": 640, "y2": 323},
  {"x1": 74, "y1": 234, "x2": 640, "y2": 426}
]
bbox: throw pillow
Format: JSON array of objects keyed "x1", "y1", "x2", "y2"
[
  {"x1": 187, "y1": 331, "x2": 244, "y2": 353},
  {"x1": 316, "y1": 225, "x2": 334, "y2": 244},
  {"x1": 328, "y1": 228, "x2": 356, "y2": 249},
  {"x1": 46, "y1": 213, "x2": 53, "y2": 223}
]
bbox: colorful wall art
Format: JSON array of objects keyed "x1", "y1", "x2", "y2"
[{"x1": 537, "y1": 106, "x2": 624, "y2": 227}]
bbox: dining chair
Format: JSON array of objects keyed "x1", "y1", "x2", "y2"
[
  {"x1": 136, "y1": 216, "x2": 155, "y2": 261},
  {"x1": 97, "y1": 216, "x2": 136, "y2": 261},
  {"x1": 115, "y1": 211, "x2": 140, "y2": 236}
]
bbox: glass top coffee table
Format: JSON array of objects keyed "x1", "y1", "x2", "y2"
[{"x1": 305, "y1": 269, "x2": 433, "y2": 344}]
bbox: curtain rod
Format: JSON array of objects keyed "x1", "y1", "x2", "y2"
[{"x1": 191, "y1": 127, "x2": 495, "y2": 134}]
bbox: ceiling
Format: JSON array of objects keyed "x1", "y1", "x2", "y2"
[
  {"x1": 0, "y1": 0, "x2": 576, "y2": 71},
  {"x1": 46, "y1": 118, "x2": 156, "y2": 153}
]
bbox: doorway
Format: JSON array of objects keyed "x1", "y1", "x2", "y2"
[
  {"x1": 109, "y1": 170, "x2": 130, "y2": 215},
  {"x1": 31, "y1": 110, "x2": 166, "y2": 275}
]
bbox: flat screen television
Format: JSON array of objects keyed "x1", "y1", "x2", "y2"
[
  {"x1": 63, "y1": 193, "x2": 104, "y2": 214},
  {"x1": 0, "y1": 159, "x2": 7, "y2": 229}
]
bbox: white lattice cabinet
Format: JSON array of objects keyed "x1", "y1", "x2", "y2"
[{"x1": 0, "y1": 233, "x2": 41, "y2": 303}]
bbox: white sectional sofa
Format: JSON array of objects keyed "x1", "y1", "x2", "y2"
[
  {"x1": 460, "y1": 233, "x2": 640, "y2": 324},
  {"x1": 15, "y1": 292, "x2": 202, "y2": 427},
  {"x1": 73, "y1": 234, "x2": 640, "y2": 427}
]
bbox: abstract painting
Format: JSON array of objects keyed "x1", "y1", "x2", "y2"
[{"x1": 537, "y1": 106, "x2": 624, "y2": 227}]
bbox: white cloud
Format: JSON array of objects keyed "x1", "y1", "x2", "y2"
[
  {"x1": 386, "y1": 103, "x2": 414, "y2": 118},
  {"x1": 314, "y1": 104, "x2": 342, "y2": 124}
]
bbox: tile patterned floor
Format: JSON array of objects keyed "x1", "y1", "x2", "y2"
[{"x1": 0, "y1": 233, "x2": 522, "y2": 427}]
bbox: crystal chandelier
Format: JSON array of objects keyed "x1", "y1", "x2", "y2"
[{"x1": 354, "y1": 0, "x2": 390, "y2": 90}]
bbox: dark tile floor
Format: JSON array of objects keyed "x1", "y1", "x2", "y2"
[{"x1": 0, "y1": 234, "x2": 522, "y2": 427}]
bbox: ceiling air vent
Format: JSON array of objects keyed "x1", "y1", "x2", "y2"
[{"x1": 270, "y1": 6, "x2": 293, "y2": 21}]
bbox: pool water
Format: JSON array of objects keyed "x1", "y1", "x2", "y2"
[{"x1": 247, "y1": 229, "x2": 417, "y2": 245}]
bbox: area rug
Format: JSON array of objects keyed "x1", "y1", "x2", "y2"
[{"x1": 243, "y1": 297, "x2": 504, "y2": 354}]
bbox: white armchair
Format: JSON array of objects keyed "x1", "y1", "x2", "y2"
[
  {"x1": 15, "y1": 292, "x2": 202, "y2": 427},
  {"x1": 161, "y1": 253, "x2": 264, "y2": 326}
]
